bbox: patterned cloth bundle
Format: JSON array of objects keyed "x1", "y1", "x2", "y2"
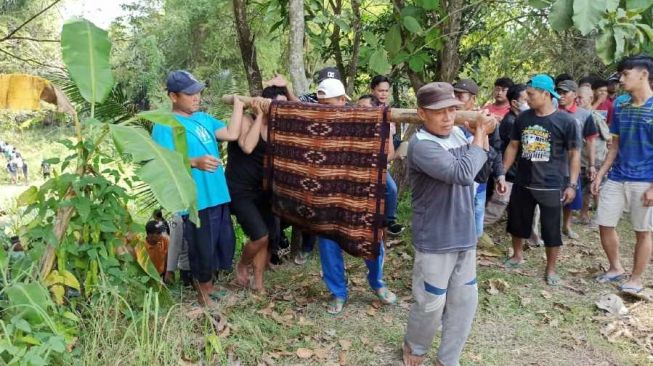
[{"x1": 265, "y1": 101, "x2": 389, "y2": 259}]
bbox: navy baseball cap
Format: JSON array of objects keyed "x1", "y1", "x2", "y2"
[
  {"x1": 316, "y1": 67, "x2": 341, "y2": 83},
  {"x1": 166, "y1": 70, "x2": 205, "y2": 94}
]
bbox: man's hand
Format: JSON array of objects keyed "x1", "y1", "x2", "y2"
[
  {"x1": 588, "y1": 166, "x2": 597, "y2": 181},
  {"x1": 250, "y1": 97, "x2": 268, "y2": 116},
  {"x1": 591, "y1": 173, "x2": 604, "y2": 195},
  {"x1": 191, "y1": 155, "x2": 221, "y2": 172},
  {"x1": 265, "y1": 74, "x2": 288, "y2": 88},
  {"x1": 562, "y1": 186, "x2": 576, "y2": 205},
  {"x1": 642, "y1": 186, "x2": 653, "y2": 207},
  {"x1": 496, "y1": 175, "x2": 508, "y2": 195},
  {"x1": 233, "y1": 96, "x2": 245, "y2": 110}
]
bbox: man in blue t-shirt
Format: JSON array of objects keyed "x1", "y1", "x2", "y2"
[
  {"x1": 151, "y1": 70, "x2": 244, "y2": 306},
  {"x1": 592, "y1": 55, "x2": 653, "y2": 295}
]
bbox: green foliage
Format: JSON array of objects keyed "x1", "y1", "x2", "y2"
[
  {"x1": 547, "y1": 0, "x2": 653, "y2": 64},
  {"x1": 60, "y1": 19, "x2": 114, "y2": 106}
]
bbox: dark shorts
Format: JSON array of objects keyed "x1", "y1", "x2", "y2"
[
  {"x1": 183, "y1": 204, "x2": 235, "y2": 283},
  {"x1": 230, "y1": 190, "x2": 276, "y2": 243},
  {"x1": 507, "y1": 184, "x2": 563, "y2": 247}
]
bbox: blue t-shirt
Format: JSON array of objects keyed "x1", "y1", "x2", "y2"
[
  {"x1": 151, "y1": 112, "x2": 231, "y2": 210},
  {"x1": 608, "y1": 95, "x2": 653, "y2": 182}
]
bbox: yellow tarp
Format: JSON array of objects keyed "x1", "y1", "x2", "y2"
[{"x1": 0, "y1": 74, "x2": 48, "y2": 111}]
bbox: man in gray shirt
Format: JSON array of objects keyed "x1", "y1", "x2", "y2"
[{"x1": 403, "y1": 82, "x2": 493, "y2": 366}]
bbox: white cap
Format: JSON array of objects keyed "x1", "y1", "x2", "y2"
[{"x1": 317, "y1": 78, "x2": 350, "y2": 100}]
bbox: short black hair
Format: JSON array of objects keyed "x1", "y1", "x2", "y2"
[
  {"x1": 507, "y1": 84, "x2": 527, "y2": 103},
  {"x1": 153, "y1": 209, "x2": 163, "y2": 220},
  {"x1": 591, "y1": 79, "x2": 609, "y2": 90},
  {"x1": 578, "y1": 75, "x2": 599, "y2": 86},
  {"x1": 261, "y1": 86, "x2": 289, "y2": 99},
  {"x1": 358, "y1": 94, "x2": 380, "y2": 106},
  {"x1": 370, "y1": 75, "x2": 391, "y2": 90},
  {"x1": 617, "y1": 54, "x2": 653, "y2": 82},
  {"x1": 554, "y1": 73, "x2": 574, "y2": 85},
  {"x1": 494, "y1": 77, "x2": 514, "y2": 88}
]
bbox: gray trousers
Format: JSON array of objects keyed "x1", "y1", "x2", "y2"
[
  {"x1": 404, "y1": 249, "x2": 477, "y2": 366},
  {"x1": 166, "y1": 214, "x2": 189, "y2": 271}
]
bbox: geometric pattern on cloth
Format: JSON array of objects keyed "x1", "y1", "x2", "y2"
[{"x1": 266, "y1": 101, "x2": 389, "y2": 259}]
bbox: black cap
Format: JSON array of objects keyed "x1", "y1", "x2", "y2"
[
  {"x1": 316, "y1": 67, "x2": 341, "y2": 83},
  {"x1": 166, "y1": 70, "x2": 205, "y2": 94},
  {"x1": 453, "y1": 79, "x2": 479, "y2": 95}
]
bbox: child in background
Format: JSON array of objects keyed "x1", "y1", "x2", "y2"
[{"x1": 145, "y1": 212, "x2": 170, "y2": 276}]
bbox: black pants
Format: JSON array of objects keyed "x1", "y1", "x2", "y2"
[{"x1": 507, "y1": 184, "x2": 563, "y2": 247}]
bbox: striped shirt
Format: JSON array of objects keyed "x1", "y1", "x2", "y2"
[{"x1": 608, "y1": 95, "x2": 653, "y2": 182}]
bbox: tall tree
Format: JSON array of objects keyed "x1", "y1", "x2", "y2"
[
  {"x1": 233, "y1": 0, "x2": 263, "y2": 96},
  {"x1": 289, "y1": 0, "x2": 309, "y2": 95}
]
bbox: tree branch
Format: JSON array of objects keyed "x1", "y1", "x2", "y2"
[
  {"x1": 7, "y1": 36, "x2": 60, "y2": 43},
  {"x1": 0, "y1": 47, "x2": 65, "y2": 71},
  {"x1": 0, "y1": 0, "x2": 62, "y2": 43}
]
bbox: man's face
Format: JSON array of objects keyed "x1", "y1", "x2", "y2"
[
  {"x1": 454, "y1": 91, "x2": 475, "y2": 111},
  {"x1": 417, "y1": 106, "x2": 457, "y2": 136},
  {"x1": 619, "y1": 68, "x2": 648, "y2": 92},
  {"x1": 510, "y1": 90, "x2": 529, "y2": 111},
  {"x1": 170, "y1": 92, "x2": 201, "y2": 114},
  {"x1": 556, "y1": 89, "x2": 576, "y2": 107},
  {"x1": 526, "y1": 87, "x2": 550, "y2": 110},
  {"x1": 371, "y1": 82, "x2": 390, "y2": 105},
  {"x1": 607, "y1": 81, "x2": 619, "y2": 94},
  {"x1": 594, "y1": 86, "x2": 608, "y2": 101},
  {"x1": 357, "y1": 98, "x2": 373, "y2": 107},
  {"x1": 493, "y1": 86, "x2": 509, "y2": 103},
  {"x1": 575, "y1": 88, "x2": 593, "y2": 109}
]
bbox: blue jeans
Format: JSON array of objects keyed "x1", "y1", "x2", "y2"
[
  {"x1": 474, "y1": 183, "x2": 487, "y2": 238},
  {"x1": 318, "y1": 237, "x2": 385, "y2": 300},
  {"x1": 386, "y1": 172, "x2": 398, "y2": 223}
]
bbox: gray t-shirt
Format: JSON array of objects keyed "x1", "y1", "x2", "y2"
[{"x1": 408, "y1": 127, "x2": 488, "y2": 254}]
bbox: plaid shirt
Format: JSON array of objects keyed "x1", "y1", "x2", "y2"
[{"x1": 608, "y1": 95, "x2": 653, "y2": 182}]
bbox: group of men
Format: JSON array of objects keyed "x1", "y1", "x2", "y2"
[
  {"x1": 150, "y1": 54, "x2": 653, "y2": 366},
  {"x1": 1, "y1": 141, "x2": 29, "y2": 184}
]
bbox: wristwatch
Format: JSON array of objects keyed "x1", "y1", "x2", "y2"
[{"x1": 567, "y1": 182, "x2": 578, "y2": 189}]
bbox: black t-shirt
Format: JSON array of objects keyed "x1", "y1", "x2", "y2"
[
  {"x1": 510, "y1": 109, "x2": 579, "y2": 189},
  {"x1": 225, "y1": 138, "x2": 267, "y2": 195}
]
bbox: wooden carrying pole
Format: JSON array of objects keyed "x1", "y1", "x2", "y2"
[{"x1": 221, "y1": 94, "x2": 497, "y2": 133}]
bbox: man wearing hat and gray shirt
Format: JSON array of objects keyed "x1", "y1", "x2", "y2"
[
  {"x1": 556, "y1": 79, "x2": 598, "y2": 239},
  {"x1": 403, "y1": 82, "x2": 494, "y2": 366}
]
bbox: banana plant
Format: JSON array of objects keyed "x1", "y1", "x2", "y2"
[{"x1": 38, "y1": 18, "x2": 198, "y2": 280}]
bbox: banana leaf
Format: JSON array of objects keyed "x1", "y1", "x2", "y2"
[{"x1": 109, "y1": 124, "x2": 199, "y2": 224}]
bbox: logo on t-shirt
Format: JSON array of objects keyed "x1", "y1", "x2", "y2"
[
  {"x1": 195, "y1": 125, "x2": 212, "y2": 144},
  {"x1": 521, "y1": 125, "x2": 551, "y2": 162}
]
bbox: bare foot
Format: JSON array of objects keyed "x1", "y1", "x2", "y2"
[
  {"x1": 402, "y1": 342, "x2": 425, "y2": 366},
  {"x1": 234, "y1": 262, "x2": 250, "y2": 287}
]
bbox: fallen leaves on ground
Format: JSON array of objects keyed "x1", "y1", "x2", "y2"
[{"x1": 485, "y1": 279, "x2": 510, "y2": 295}]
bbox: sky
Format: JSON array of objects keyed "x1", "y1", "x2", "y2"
[{"x1": 59, "y1": 0, "x2": 136, "y2": 29}]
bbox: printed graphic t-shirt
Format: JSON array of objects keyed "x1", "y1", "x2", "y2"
[
  {"x1": 510, "y1": 109, "x2": 580, "y2": 189},
  {"x1": 151, "y1": 112, "x2": 230, "y2": 210}
]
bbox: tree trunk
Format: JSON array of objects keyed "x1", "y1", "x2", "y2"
[
  {"x1": 233, "y1": 0, "x2": 263, "y2": 96},
  {"x1": 345, "y1": 0, "x2": 362, "y2": 96},
  {"x1": 288, "y1": 0, "x2": 309, "y2": 95},
  {"x1": 436, "y1": 0, "x2": 465, "y2": 82}
]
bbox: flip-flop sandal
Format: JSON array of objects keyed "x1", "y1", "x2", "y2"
[
  {"x1": 503, "y1": 257, "x2": 524, "y2": 268},
  {"x1": 375, "y1": 287, "x2": 397, "y2": 305},
  {"x1": 546, "y1": 274, "x2": 560, "y2": 286},
  {"x1": 619, "y1": 284, "x2": 644, "y2": 294},
  {"x1": 327, "y1": 297, "x2": 346, "y2": 315},
  {"x1": 209, "y1": 289, "x2": 228, "y2": 301},
  {"x1": 594, "y1": 273, "x2": 626, "y2": 283}
]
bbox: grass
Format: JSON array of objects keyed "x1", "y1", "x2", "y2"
[{"x1": 1, "y1": 125, "x2": 651, "y2": 365}]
